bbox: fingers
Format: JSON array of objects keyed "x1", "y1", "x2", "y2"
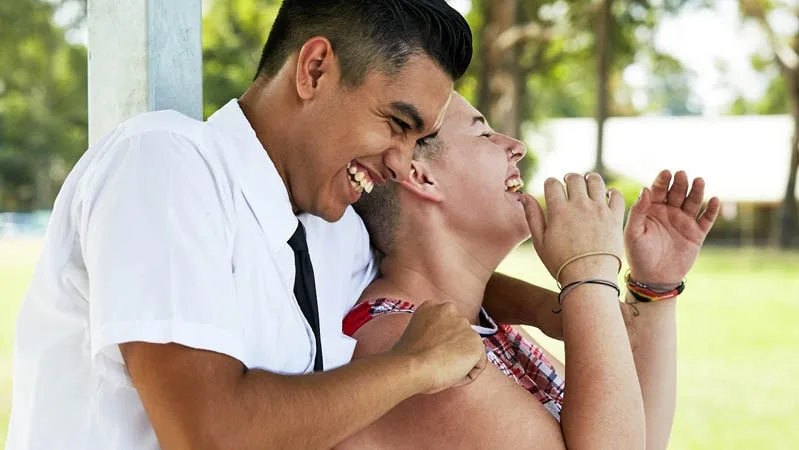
[
  {"x1": 625, "y1": 187, "x2": 650, "y2": 236},
  {"x1": 518, "y1": 194, "x2": 546, "y2": 246},
  {"x1": 698, "y1": 197, "x2": 721, "y2": 233},
  {"x1": 666, "y1": 170, "x2": 690, "y2": 208},
  {"x1": 607, "y1": 188, "x2": 625, "y2": 219},
  {"x1": 563, "y1": 173, "x2": 588, "y2": 200},
  {"x1": 682, "y1": 177, "x2": 705, "y2": 217},
  {"x1": 585, "y1": 172, "x2": 607, "y2": 202},
  {"x1": 454, "y1": 352, "x2": 488, "y2": 388},
  {"x1": 650, "y1": 170, "x2": 672, "y2": 203},
  {"x1": 544, "y1": 177, "x2": 567, "y2": 208}
]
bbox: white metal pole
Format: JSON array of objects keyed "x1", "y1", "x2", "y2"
[{"x1": 88, "y1": 0, "x2": 202, "y2": 144}]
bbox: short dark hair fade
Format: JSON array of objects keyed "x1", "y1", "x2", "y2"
[{"x1": 255, "y1": 0, "x2": 472, "y2": 86}]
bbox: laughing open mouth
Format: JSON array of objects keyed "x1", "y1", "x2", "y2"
[
  {"x1": 347, "y1": 161, "x2": 374, "y2": 194},
  {"x1": 505, "y1": 176, "x2": 524, "y2": 193}
]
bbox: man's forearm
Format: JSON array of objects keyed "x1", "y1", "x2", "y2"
[
  {"x1": 222, "y1": 353, "x2": 426, "y2": 450},
  {"x1": 622, "y1": 295, "x2": 678, "y2": 450},
  {"x1": 484, "y1": 272, "x2": 563, "y2": 339},
  {"x1": 126, "y1": 343, "x2": 430, "y2": 450}
]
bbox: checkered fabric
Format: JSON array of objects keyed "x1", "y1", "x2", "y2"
[{"x1": 343, "y1": 298, "x2": 565, "y2": 421}]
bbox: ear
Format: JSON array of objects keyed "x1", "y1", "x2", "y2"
[
  {"x1": 398, "y1": 160, "x2": 444, "y2": 203},
  {"x1": 295, "y1": 37, "x2": 339, "y2": 100}
]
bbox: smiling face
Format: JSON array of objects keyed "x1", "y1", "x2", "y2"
[
  {"x1": 426, "y1": 93, "x2": 530, "y2": 251},
  {"x1": 290, "y1": 54, "x2": 453, "y2": 222}
]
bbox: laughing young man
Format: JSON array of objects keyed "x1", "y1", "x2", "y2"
[{"x1": 8, "y1": 1, "x2": 562, "y2": 449}]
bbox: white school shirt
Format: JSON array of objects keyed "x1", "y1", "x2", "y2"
[{"x1": 5, "y1": 100, "x2": 378, "y2": 450}]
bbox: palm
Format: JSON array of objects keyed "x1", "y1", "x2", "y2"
[{"x1": 623, "y1": 171, "x2": 720, "y2": 285}]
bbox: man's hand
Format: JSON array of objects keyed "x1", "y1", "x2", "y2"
[
  {"x1": 391, "y1": 301, "x2": 487, "y2": 394},
  {"x1": 625, "y1": 170, "x2": 720, "y2": 285}
]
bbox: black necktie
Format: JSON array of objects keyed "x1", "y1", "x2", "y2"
[{"x1": 287, "y1": 221, "x2": 324, "y2": 371}]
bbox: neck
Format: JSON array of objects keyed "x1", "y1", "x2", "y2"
[
  {"x1": 372, "y1": 216, "x2": 504, "y2": 324},
  {"x1": 239, "y1": 77, "x2": 300, "y2": 212}
]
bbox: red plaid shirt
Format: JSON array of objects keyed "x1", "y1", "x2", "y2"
[{"x1": 343, "y1": 298, "x2": 565, "y2": 421}]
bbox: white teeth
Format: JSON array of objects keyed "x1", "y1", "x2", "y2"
[
  {"x1": 347, "y1": 164, "x2": 373, "y2": 194},
  {"x1": 358, "y1": 178, "x2": 374, "y2": 194},
  {"x1": 346, "y1": 162, "x2": 351, "y2": 169},
  {"x1": 351, "y1": 180, "x2": 364, "y2": 194},
  {"x1": 505, "y1": 178, "x2": 524, "y2": 191}
]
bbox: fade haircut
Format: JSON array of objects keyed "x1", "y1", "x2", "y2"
[
  {"x1": 254, "y1": 0, "x2": 473, "y2": 86},
  {"x1": 353, "y1": 138, "x2": 444, "y2": 254}
]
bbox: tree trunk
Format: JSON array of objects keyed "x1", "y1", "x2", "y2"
[
  {"x1": 594, "y1": 0, "x2": 613, "y2": 178},
  {"x1": 486, "y1": 0, "x2": 519, "y2": 138},
  {"x1": 476, "y1": 0, "x2": 492, "y2": 117},
  {"x1": 779, "y1": 65, "x2": 799, "y2": 248}
]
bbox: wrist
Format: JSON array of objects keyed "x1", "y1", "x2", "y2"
[
  {"x1": 624, "y1": 290, "x2": 678, "y2": 304},
  {"x1": 628, "y1": 268, "x2": 683, "y2": 289},
  {"x1": 625, "y1": 271, "x2": 685, "y2": 303},
  {"x1": 387, "y1": 349, "x2": 433, "y2": 395},
  {"x1": 559, "y1": 255, "x2": 619, "y2": 285}
]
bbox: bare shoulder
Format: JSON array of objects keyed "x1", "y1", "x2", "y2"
[
  {"x1": 350, "y1": 312, "x2": 413, "y2": 359},
  {"x1": 342, "y1": 312, "x2": 567, "y2": 450}
]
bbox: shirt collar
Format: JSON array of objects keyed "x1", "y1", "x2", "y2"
[{"x1": 207, "y1": 99, "x2": 297, "y2": 249}]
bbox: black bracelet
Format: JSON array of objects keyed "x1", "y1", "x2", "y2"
[{"x1": 553, "y1": 278, "x2": 621, "y2": 313}]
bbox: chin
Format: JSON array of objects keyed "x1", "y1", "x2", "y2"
[{"x1": 315, "y1": 202, "x2": 348, "y2": 223}]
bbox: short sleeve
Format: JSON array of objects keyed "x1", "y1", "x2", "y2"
[{"x1": 80, "y1": 130, "x2": 247, "y2": 383}]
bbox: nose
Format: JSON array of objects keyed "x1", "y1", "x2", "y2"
[
  {"x1": 505, "y1": 135, "x2": 527, "y2": 163},
  {"x1": 383, "y1": 144, "x2": 414, "y2": 182}
]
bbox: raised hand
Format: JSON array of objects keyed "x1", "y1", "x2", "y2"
[
  {"x1": 624, "y1": 170, "x2": 720, "y2": 286},
  {"x1": 391, "y1": 301, "x2": 487, "y2": 395},
  {"x1": 520, "y1": 172, "x2": 625, "y2": 285}
]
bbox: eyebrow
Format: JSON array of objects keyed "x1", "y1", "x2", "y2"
[{"x1": 390, "y1": 102, "x2": 426, "y2": 133}]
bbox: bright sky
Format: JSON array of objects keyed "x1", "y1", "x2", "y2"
[{"x1": 651, "y1": 1, "x2": 771, "y2": 115}]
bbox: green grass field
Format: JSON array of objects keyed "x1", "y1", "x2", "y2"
[{"x1": 1, "y1": 239, "x2": 798, "y2": 449}]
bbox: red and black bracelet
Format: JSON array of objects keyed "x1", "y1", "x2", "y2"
[{"x1": 625, "y1": 271, "x2": 685, "y2": 303}]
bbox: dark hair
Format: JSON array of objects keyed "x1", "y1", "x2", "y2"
[
  {"x1": 255, "y1": 0, "x2": 472, "y2": 86},
  {"x1": 353, "y1": 137, "x2": 444, "y2": 254}
]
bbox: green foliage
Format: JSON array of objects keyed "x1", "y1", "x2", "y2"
[
  {"x1": 730, "y1": 0, "x2": 796, "y2": 116},
  {"x1": 0, "y1": 0, "x2": 88, "y2": 211},
  {"x1": 728, "y1": 73, "x2": 789, "y2": 115},
  {"x1": 202, "y1": 0, "x2": 281, "y2": 118},
  {"x1": 607, "y1": 175, "x2": 644, "y2": 208},
  {"x1": 0, "y1": 0, "x2": 704, "y2": 211}
]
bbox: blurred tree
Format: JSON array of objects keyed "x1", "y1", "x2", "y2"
[
  {"x1": 0, "y1": 0, "x2": 88, "y2": 211},
  {"x1": 0, "y1": 0, "x2": 703, "y2": 212},
  {"x1": 462, "y1": 0, "x2": 698, "y2": 182},
  {"x1": 202, "y1": 0, "x2": 281, "y2": 118},
  {"x1": 594, "y1": 0, "x2": 613, "y2": 178},
  {"x1": 739, "y1": 0, "x2": 799, "y2": 247},
  {"x1": 593, "y1": 0, "x2": 698, "y2": 177}
]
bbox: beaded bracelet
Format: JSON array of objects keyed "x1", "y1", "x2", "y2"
[
  {"x1": 554, "y1": 278, "x2": 621, "y2": 313},
  {"x1": 624, "y1": 271, "x2": 685, "y2": 303}
]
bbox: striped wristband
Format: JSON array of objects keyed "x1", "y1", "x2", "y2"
[{"x1": 625, "y1": 271, "x2": 685, "y2": 303}]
